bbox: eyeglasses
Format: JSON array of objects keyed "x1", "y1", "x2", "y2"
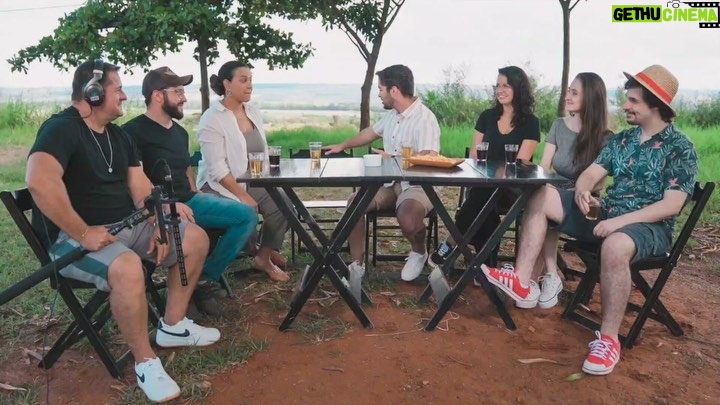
[
  {"x1": 162, "y1": 88, "x2": 186, "y2": 97},
  {"x1": 492, "y1": 83, "x2": 513, "y2": 92}
]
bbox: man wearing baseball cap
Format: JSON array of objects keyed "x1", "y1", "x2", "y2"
[
  {"x1": 123, "y1": 67, "x2": 258, "y2": 317},
  {"x1": 481, "y1": 65, "x2": 698, "y2": 375}
]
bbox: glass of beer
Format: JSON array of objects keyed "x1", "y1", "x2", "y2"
[
  {"x1": 401, "y1": 143, "x2": 413, "y2": 159},
  {"x1": 476, "y1": 142, "x2": 489, "y2": 163},
  {"x1": 268, "y1": 146, "x2": 281, "y2": 167},
  {"x1": 309, "y1": 142, "x2": 322, "y2": 161},
  {"x1": 504, "y1": 144, "x2": 519, "y2": 165},
  {"x1": 585, "y1": 199, "x2": 601, "y2": 221},
  {"x1": 249, "y1": 152, "x2": 264, "y2": 176}
]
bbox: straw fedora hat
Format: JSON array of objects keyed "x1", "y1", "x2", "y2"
[{"x1": 623, "y1": 65, "x2": 678, "y2": 114}]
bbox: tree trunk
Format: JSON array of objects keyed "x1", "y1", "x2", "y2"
[
  {"x1": 359, "y1": 34, "x2": 384, "y2": 130},
  {"x1": 557, "y1": 1, "x2": 571, "y2": 117},
  {"x1": 198, "y1": 39, "x2": 210, "y2": 112},
  {"x1": 359, "y1": 57, "x2": 378, "y2": 130}
]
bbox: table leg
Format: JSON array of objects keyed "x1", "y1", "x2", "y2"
[
  {"x1": 282, "y1": 185, "x2": 375, "y2": 305},
  {"x1": 418, "y1": 186, "x2": 502, "y2": 302},
  {"x1": 269, "y1": 185, "x2": 380, "y2": 330},
  {"x1": 423, "y1": 186, "x2": 538, "y2": 331}
]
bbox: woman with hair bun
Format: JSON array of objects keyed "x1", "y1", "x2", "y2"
[{"x1": 195, "y1": 60, "x2": 291, "y2": 282}]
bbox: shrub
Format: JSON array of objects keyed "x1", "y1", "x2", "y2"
[
  {"x1": 0, "y1": 100, "x2": 44, "y2": 130},
  {"x1": 420, "y1": 65, "x2": 491, "y2": 127}
]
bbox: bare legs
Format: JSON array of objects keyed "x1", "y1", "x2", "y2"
[
  {"x1": 598, "y1": 233, "x2": 635, "y2": 342},
  {"x1": 513, "y1": 185, "x2": 564, "y2": 285},
  {"x1": 347, "y1": 192, "x2": 428, "y2": 264},
  {"x1": 396, "y1": 200, "x2": 427, "y2": 254},
  {"x1": 108, "y1": 223, "x2": 208, "y2": 362}
]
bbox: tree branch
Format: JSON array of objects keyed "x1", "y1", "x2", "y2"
[
  {"x1": 569, "y1": 0, "x2": 581, "y2": 12},
  {"x1": 340, "y1": 25, "x2": 369, "y2": 61},
  {"x1": 384, "y1": 0, "x2": 405, "y2": 32},
  {"x1": 334, "y1": 6, "x2": 370, "y2": 59}
]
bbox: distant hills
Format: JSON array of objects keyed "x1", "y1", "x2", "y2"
[{"x1": 0, "y1": 83, "x2": 716, "y2": 111}]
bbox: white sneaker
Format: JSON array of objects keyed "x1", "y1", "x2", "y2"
[
  {"x1": 135, "y1": 357, "x2": 180, "y2": 403},
  {"x1": 537, "y1": 273, "x2": 564, "y2": 309},
  {"x1": 401, "y1": 251, "x2": 428, "y2": 281},
  {"x1": 348, "y1": 261, "x2": 365, "y2": 301},
  {"x1": 513, "y1": 280, "x2": 541, "y2": 309},
  {"x1": 348, "y1": 260, "x2": 366, "y2": 279},
  {"x1": 156, "y1": 317, "x2": 221, "y2": 348}
]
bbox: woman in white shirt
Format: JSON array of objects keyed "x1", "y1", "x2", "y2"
[{"x1": 195, "y1": 60, "x2": 290, "y2": 282}]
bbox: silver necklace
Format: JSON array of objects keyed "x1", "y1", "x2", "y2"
[{"x1": 85, "y1": 122, "x2": 113, "y2": 173}]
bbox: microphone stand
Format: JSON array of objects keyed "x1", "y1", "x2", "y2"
[{"x1": 158, "y1": 167, "x2": 188, "y2": 287}]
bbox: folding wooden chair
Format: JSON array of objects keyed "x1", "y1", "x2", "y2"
[
  {"x1": 562, "y1": 181, "x2": 715, "y2": 349},
  {"x1": 0, "y1": 188, "x2": 165, "y2": 378},
  {"x1": 288, "y1": 148, "x2": 354, "y2": 262}
]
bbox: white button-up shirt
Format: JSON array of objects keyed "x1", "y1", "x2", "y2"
[{"x1": 372, "y1": 97, "x2": 441, "y2": 190}]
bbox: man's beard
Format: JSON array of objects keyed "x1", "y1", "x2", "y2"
[{"x1": 162, "y1": 96, "x2": 184, "y2": 120}]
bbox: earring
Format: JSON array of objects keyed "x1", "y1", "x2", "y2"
[{"x1": 226, "y1": 89, "x2": 232, "y2": 96}]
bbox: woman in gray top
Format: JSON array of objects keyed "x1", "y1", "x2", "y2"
[{"x1": 533, "y1": 72, "x2": 614, "y2": 309}]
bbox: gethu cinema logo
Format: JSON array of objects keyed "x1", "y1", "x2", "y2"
[{"x1": 612, "y1": 1, "x2": 719, "y2": 23}]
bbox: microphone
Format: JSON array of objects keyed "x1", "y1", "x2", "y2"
[
  {"x1": 148, "y1": 159, "x2": 174, "y2": 199},
  {"x1": 161, "y1": 160, "x2": 175, "y2": 198}
]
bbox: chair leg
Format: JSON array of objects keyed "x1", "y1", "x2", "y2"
[
  {"x1": 562, "y1": 261, "x2": 600, "y2": 320},
  {"x1": 45, "y1": 283, "x2": 123, "y2": 378},
  {"x1": 623, "y1": 270, "x2": 683, "y2": 349},
  {"x1": 291, "y1": 228, "x2": 296, "y2": 263},
  {"x1": 372, "y1": 216, "x2": 379, "y2": 267},
  {"x1": 364, "y1": 214, "x2": 370, "y2": 267},
  {"x1": 219, "y1": 273, "x2": 233, "y2": 297}
]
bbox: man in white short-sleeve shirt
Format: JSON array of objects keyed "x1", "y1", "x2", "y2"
[{"x1": 326, "y1": 64, "x2": 441, "y2": 282}]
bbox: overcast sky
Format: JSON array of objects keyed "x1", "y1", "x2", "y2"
[{"x1": 1, "y1": 0, "x2": 719, "y2": 91}]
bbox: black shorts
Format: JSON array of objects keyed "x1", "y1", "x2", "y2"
[{"x1": 552, "y1": 189, "x2": 671, "y2": 263}]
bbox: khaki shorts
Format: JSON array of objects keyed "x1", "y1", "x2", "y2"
[
  {"x1": 367, "y1": 183, "x2": 434, "y2": 215},
  {"x1": 50, "y1": 220, "x2": 188, "y2": 291}
]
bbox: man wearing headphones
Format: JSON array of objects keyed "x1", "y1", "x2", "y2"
[
  {"x1": 122, "y1": 66, "x2": 258, "y2": 317},
  {"x1": 26, "y1": 60, "x2": 220, "y2": 403}
]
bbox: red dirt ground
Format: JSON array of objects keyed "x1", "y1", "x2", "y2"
[{"x1": 2, "y1": 253, "x2": 719, "y2": 404}]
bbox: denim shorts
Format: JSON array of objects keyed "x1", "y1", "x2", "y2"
[{"x1": 552, "y1": 189, "x2": 671, "y2": 263}]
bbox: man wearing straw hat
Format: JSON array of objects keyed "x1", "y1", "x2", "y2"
[{"x1": 481, "y1": 65, "x2": 698, "y2": 375}]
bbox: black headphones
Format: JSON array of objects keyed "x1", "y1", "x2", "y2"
[{"x1": 83, "y1": 58, "x2": 105, "y2": 106}]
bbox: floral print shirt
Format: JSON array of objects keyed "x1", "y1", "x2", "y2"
[{"x1": 595, "y1": 123, "x2": 698, "y2": 234}]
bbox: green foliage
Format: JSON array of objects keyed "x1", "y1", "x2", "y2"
[
  {"x1": 534, "y1": 85, "x2": 561, "y2": 134},
  {"x1": 420, "y1": 65, "x2": 491, "y2": 127},
  {"x1": 8, "y1": 1, "x2": 313, "y2": 73},
  {"x1": 674, "y1": 96, "x2": 720, "y2": 130},
  {"x1": 0, "y1": 101, "x2": 44, "y2": 130},
  {"x1": 8, "y1": 0, "x2": 317, "y2": 111}
]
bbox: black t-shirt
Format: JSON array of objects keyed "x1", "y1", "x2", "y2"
[
  {"x1": 29, "y1": 107, "x2": 139, "y2": 225},
  {"x1": 474, "y1": 109, "x2": 541, "y2": 160},
  {"x1": 122, "y1": 115, "x2": 194, "y2": 203}
]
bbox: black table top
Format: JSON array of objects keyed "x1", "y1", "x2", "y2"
[
  {"x1": 399, "y1": 158, "x2": 568, "y2": 186},
  {"x1": 237, "y1": 157, "x2": 568, "y2": 187}
]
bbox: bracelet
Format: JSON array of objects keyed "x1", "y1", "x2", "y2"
[{"x1": 80, "y1": 227, "x2": 89, "y2": 240}]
